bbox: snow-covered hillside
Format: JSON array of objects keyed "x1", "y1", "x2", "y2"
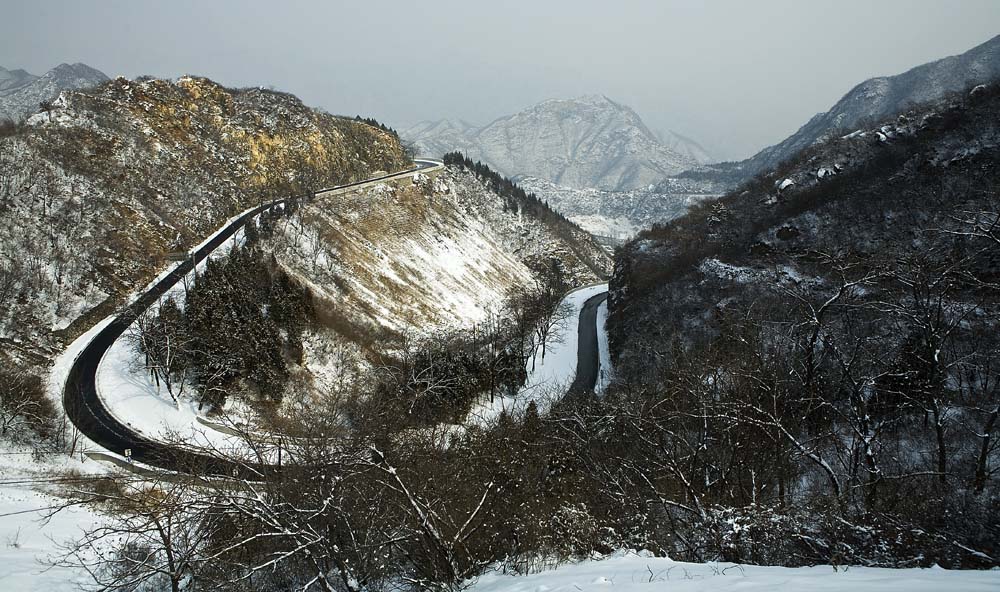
[
  {"x1": 80, "y1": 161, "x2": 611, "y2": 437},
  {"x1": 519, "y1": 176, "x2": 722, "y2": 239},
  {"x1": 0, "y1": 447, "x2": 109, "y2": 592},
  {"x1": 606, "y1": 82, "x2": 1000, "y2": 572},
  {"x1": 259, "y1": 166, "x2": 609, "y2": 405},
  {"x1": 0, "y1": 74, "x2": 407, "y2": 379}
]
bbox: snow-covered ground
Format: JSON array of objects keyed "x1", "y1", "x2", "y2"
[
  {"x1": 0, "y1": 448, "x2": 108, "y2": 592},
  {"x1": 95, "y1": 331, "x2": 250, "y2": 454},
  {"x1": 468, "y1": 283, "x2": 609, "y2": 423},
  {"x1": 84, "y1": 170, "x2": 446, "y2": 454},
  {"x1": 469, "y1": 550, "x2": 1000, "y2": 592}
]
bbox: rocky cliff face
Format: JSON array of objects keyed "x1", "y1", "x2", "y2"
[
  {"x1": 405, "y1": 95, "x2": 701, "y2": 191},
  {"x1": 0, "y1": 62, "x2": 109, "y2": 121}
]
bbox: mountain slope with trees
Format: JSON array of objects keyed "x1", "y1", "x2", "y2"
[
  {"x1": 604, "y1": 81, "x2": 1000, "y2": 566},
  {"x1": 130, "y1": 160, "x2": 610, "y2": 425},
  {"x1": 0, "y1": 73, "x2": 408, "y2": 442}
]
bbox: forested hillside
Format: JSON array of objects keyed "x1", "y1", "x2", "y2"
[
  {"x1": 128, "y1": 156, "x2": 610, "y2": 425},
  {"x1": 601, "y1": 82, "x2": 1000, "y2": 565}
]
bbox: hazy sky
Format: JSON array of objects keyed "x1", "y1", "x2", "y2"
[{"x1": 2, "y1": 0, "x2": 998, "y2": 160}]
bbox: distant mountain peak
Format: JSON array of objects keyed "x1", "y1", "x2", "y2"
[
  {"x1": 0, "y1": 66, "x2": 38, "y2": 94},
  {"x1": 533, "y1": 94, "x2": 626, "y2": 112},
  {"x1": 1, "y1": 67, "x2": 33, "y2": 77},
  {"x1": 564, "y1": 93, "x2": 615, "y2": 105},
  {"x1": 0, "y1": 61, "x2": 108, "y2": 121},
  {"x1": 404, "y1": 95, "x2": 711, "y2": 191}
]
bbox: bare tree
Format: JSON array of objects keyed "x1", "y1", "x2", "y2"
[
  {"x1": 39, "y1": 100, "x2": 55, "y2": 122},
  {"x1": 529, "y1": 270, "x2": 573, "y2": 367},
  {"x1": 53, "y1": 479, "x2": 219, "y2": 592},
  {"x1": 0, "y1": 367, "x2": 53, "y2": 438},
  {"x1": 129, "y1": 298, "x2": 192, "y2": 405}
]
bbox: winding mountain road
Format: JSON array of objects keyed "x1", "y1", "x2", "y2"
[
  {"x1": 569, "y1": 291, "x2": 609, "y2": 394},
  {"x1": 63, "y1": 157, "x2": 609, "y2": 476},
  {"x1": 62, "y1": 159, "x2": 441, "y2": 476}
]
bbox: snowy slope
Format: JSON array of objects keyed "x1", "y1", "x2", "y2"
[
  {"x1": 0, "y1": 486, "x2": 101, "y2": 591},
  {"x1": 519, "y1": 176, "x2": 722, "y2": 238},
  {"x1": 0, "y1": 73, "x2": 408, "y2": 379},
  {"x1": 268, "y1": 168, "x2": 608, "y2": 340},
  {"x1": 469, "y1": 551, "x2": 1000, "y2": 592},
  {"x1": 0, "y1": 450, "x2": 108, "y2": 592}
]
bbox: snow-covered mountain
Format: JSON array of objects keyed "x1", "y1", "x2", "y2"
[
  {"x1": 0, "y1": 74, "x2": 408, "y2": 371},
  {"x1": 402, "y1": 118, "x2": 479, "y2": 157},
  {"x1": 404, "y1": 95, "x2": 704, "y2": 191},
  {"x1": 0, "y1": 62, "x2": 108, "y2": 121},
  {"x1": 696, "y1": 34, "x2": 1000, "y2": 185},
  {"x1": 0, "y1": 66, "x2": 37, "y2": 92}
]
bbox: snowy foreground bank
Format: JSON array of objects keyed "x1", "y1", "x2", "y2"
[
  {"x1": 0, "y1": 450, "x2": 107, "y2": 592},
  {"x1": 469, "y1": 550, "x2": 1000, "y2": 592}
]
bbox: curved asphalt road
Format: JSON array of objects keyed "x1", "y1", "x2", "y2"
[
  {"x1": 63, "y1": 160, "x2": 441, "y2": 477},
  {"x1": 568, "y1": 291, "x2": 609, "y2": 394}
]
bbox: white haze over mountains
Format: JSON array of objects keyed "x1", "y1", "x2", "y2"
[
  {"x1": 408, "y1": 33, "x2": 1000, "y2": 240},
  {"x1": 713, "y1": 33, "x2": 1000, "y2": 180}
]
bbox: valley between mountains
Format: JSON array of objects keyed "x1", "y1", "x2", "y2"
[{"x1": 2, "y1": 24, "x2": 1000, "y2": 592}]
